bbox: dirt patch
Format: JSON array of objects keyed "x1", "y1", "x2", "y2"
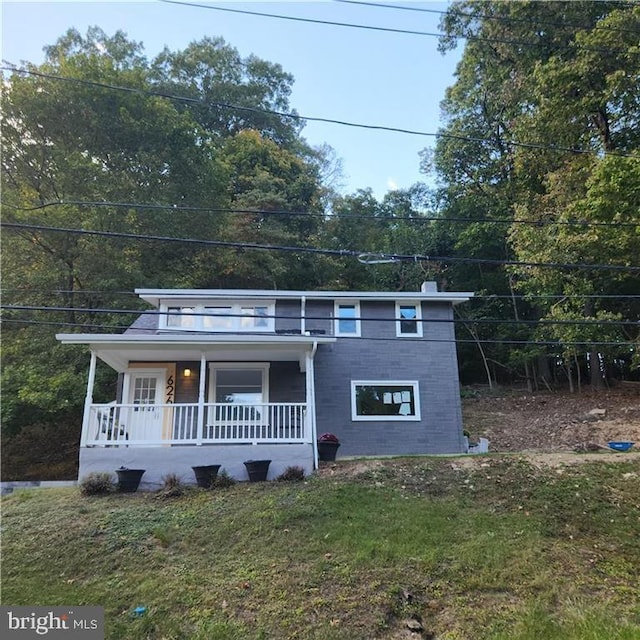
[{"x1": 463, "y1": 385, "x2": 640, "y2": 453}]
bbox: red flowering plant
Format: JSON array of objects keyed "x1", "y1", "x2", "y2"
[{"x1": 317, "y1": 432, "x2": 340, "y2": 444}]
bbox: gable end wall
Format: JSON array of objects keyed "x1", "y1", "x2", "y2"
[{"x1": 313, "y1": 301, "x2": 465, "y2": 455}]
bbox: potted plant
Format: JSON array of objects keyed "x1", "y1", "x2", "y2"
[
  {"x1": 192, "y1": 464, "x2": 222, "y2": 488},
  {"x1": 243, "y1": 459, "x2": 271, "y2": 482},
  {"x1": 317, "y1": 432, "x2": 340, "y2": 461},
  {"x1": 115, "y1": 466, "x2": 145, "y2": 492}
]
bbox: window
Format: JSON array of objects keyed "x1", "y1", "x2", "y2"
[
  {"x1": 203, "y1": 306, "x2": 232, "y2": 330},
  {"x1": 334, "y1": 301, "x2": 361, "y2": 336},
  {"x1": 241, "y1": 305, "x2": 269, "y2": 329},
  {"x1": 161, "y1": 301, "x2": 275, "y2": 332},
  {"x1": 396, "y1": 302, "x2": 422, "y2": 337},
  {"x1": 167, "y1": 306, "x2": 195, "y2": 328},
  {"x1": 351, "y1": 381, "x2": 420, "y2": 421},
  {"x1": 215, "y1": 369, "x2": 264, "y2": 404},
  {"x1": 208, "y1": 364, "x2": 269, "y2": 424}
]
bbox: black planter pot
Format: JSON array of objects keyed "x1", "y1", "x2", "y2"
[
  {"x1": 317, "y1": 441, "x2": 340, "y2": 462},
  {"x1": 192, "y1": 464, "x2": 221, "y2": 488},
  {"x1": 243, "y1": 459, "x2": 271, "y2": 482},
  {"x1": 115, "y1": 468, "x2": 145, "y2": 493}
]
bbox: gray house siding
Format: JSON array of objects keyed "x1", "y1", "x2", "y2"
[
  {"x1": 313, "y1": 301, "x2": 466, "y2": 456},
  {"x1": 306, "y1": 300, "x2": 333, "y2": 336},
  {"x1": 269, "y1": 362, "x2": 306, "y2": 403},
  {"x1": 275, "y1": 299, "x2": 302, "y2": 333}
]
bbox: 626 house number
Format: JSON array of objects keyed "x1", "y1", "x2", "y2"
[{"x1": 166, "y1": 375, "x2": 175, "y2": 404}]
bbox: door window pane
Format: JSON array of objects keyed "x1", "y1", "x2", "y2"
[{"x1": 133, "y1": 377, "x2": 157, "y2": 404}]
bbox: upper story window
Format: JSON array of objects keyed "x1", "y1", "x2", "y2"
[
  {"x1": 396, "y1": 302, "x2": 422, "y2": 337},
  {"x1": 167, "y1": 306, "x2": 196, "y2": 329},
  {"x1": 161, "y1": 301, "x2": 275, "y2": 333},
  {"x1": 334, "y1": 301, "x2": 361, "y2": 336}
]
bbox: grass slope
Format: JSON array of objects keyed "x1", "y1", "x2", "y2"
[{"x1": 2, "y1": 456, "x2": 639, "y2": 639}]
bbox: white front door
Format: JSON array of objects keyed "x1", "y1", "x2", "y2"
[{"x1": 126, "y1": 370, "x2": 165, "y2": 442}]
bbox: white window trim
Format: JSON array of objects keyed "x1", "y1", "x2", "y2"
[
  {"x1": 160, "y1": 300, "x2": 275, "y2": 333},
  {"x1": 395, "y1": 301, "x2": 423, "y2": 337},
  {"x1": 350, "y1": 380, "x2": 421, "y2": 421},
  {"x1": 334, "y1": 300, "x2": 361, "y2": 337},
  {"x1": 208, "y1": 362, "x2": 270, "y2": 404}
]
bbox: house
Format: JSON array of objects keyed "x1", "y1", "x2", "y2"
[{"x1": 57, "y1": 282, "x2": 473, "y2": 487}]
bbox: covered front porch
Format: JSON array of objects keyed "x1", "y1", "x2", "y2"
[
  {"x1": 57, "y1": 333, "x2": 335, "y2": 483},
  {"x1": 87, "y1": 401, "x2": 308, "y2": 446}
]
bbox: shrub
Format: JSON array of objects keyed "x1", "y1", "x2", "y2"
[
  {"x1": 277, "y1": 466, "x2": 305, "y2": 482},
  {"x1": 79, "y1": 472, "x2": 115, "y2": 496},
  {"x1": 212, "y1": 469, "x2": 236, "y2": 489},
  {"x1": 157, "y1": 473, "x2": 185, "y2": 498}
]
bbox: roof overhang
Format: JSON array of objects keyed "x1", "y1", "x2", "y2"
[
  {"x1": 56, "y1": 333, "x2": 336, "y2": 372},
  {"x1": 136, "y1": 288, "x2": 474, "y2": 307}
]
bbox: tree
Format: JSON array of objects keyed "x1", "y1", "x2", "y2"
[
  {"x1": 1, "y1": 27, "x2": 327, "y2": 439},
  {"x1": 430, "y1": 0, "x2": 640, "y2": 389}
]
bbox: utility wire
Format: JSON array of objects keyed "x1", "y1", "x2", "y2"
[
  {"x1": 3, "y1": 221, "x2": 640, "y2": 272},
  {"x1": 2, "y1": 289, "x2": 639, "y2": 301},
  {"x1": 2, "y1": 318, "x2": 634, "y2": 348},
  {"x1": 4, "y1": 66, "x2": 639, "y2": 160},
  {"x1": 333, "y1": 0, "x2": 640, "y2": 35},
  {"x1": 159, "y1": 0, "x2": 640, "y2": 56},
  {"x1": 3, "y1": 304, "x2": 637, "y2": 327},
  {"x1": 4, "y1": 199, "x2": 639, "y2": 228}
]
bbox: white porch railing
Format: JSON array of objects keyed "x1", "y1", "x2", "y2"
[{"x1": 87, "y1": 402, "x2": 309, "y2": 447}]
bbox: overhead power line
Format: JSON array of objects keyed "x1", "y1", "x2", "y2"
[
  {"x1": 3, "y1": 304, "x2": 637, "y2": 327},
  {"x1": 3, "y1": 221, "x2": 640, "y2": 272},
  {"x1": 3, "y1": 66, "x2": 639, "y2": 160},
  {"x1": 333, "y1": 0, "x2": 640, "y2": 35},
  {"x1": 159, "y1": 0, "x2": 640, "y2": 56},
  {"x1": 2, "y1": 289, "x2": 639, "y2": 301},
  {"x1": 3, "y1": 317, "x2": 633, "y2": 348},
  {"x1": 4, "y1": 200, "x2": 639, "y2": 228}
]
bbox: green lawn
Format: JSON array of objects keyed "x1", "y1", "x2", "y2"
[{"x1": 2, "y1": 456, "x2": 639, "y2": 639}]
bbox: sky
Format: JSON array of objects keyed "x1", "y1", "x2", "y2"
[{"x1": 1, "y1": 0, "x2": 462, "y2": 199}]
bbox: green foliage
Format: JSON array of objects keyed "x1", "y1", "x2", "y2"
[
  {"x1": 0, "y1": 416, "x2": 80, "y2": 481},
  {"x1": 431, "y1": 0, "x2": 640, "y2": 387},
  {"x1": 1, "y1": 26, "x2": 327, "y2": 439}
]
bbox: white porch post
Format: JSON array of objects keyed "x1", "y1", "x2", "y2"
[
  {"x1": 306, "y1": 342, "x2": 319, "y2": 469},
  {"x1": 80, "y1": 351, "x2": 97, "y2": 448},
  {"x1": 196, "y1": 353, "x2": 206, "y2": 445}
]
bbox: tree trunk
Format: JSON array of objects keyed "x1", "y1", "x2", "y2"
[
  {"x1": 590, "y1": 350, "x2": 604, "y2": 390},
  {"x1": 566, "y1": 360, "x2": 575, "y2": 394}
]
